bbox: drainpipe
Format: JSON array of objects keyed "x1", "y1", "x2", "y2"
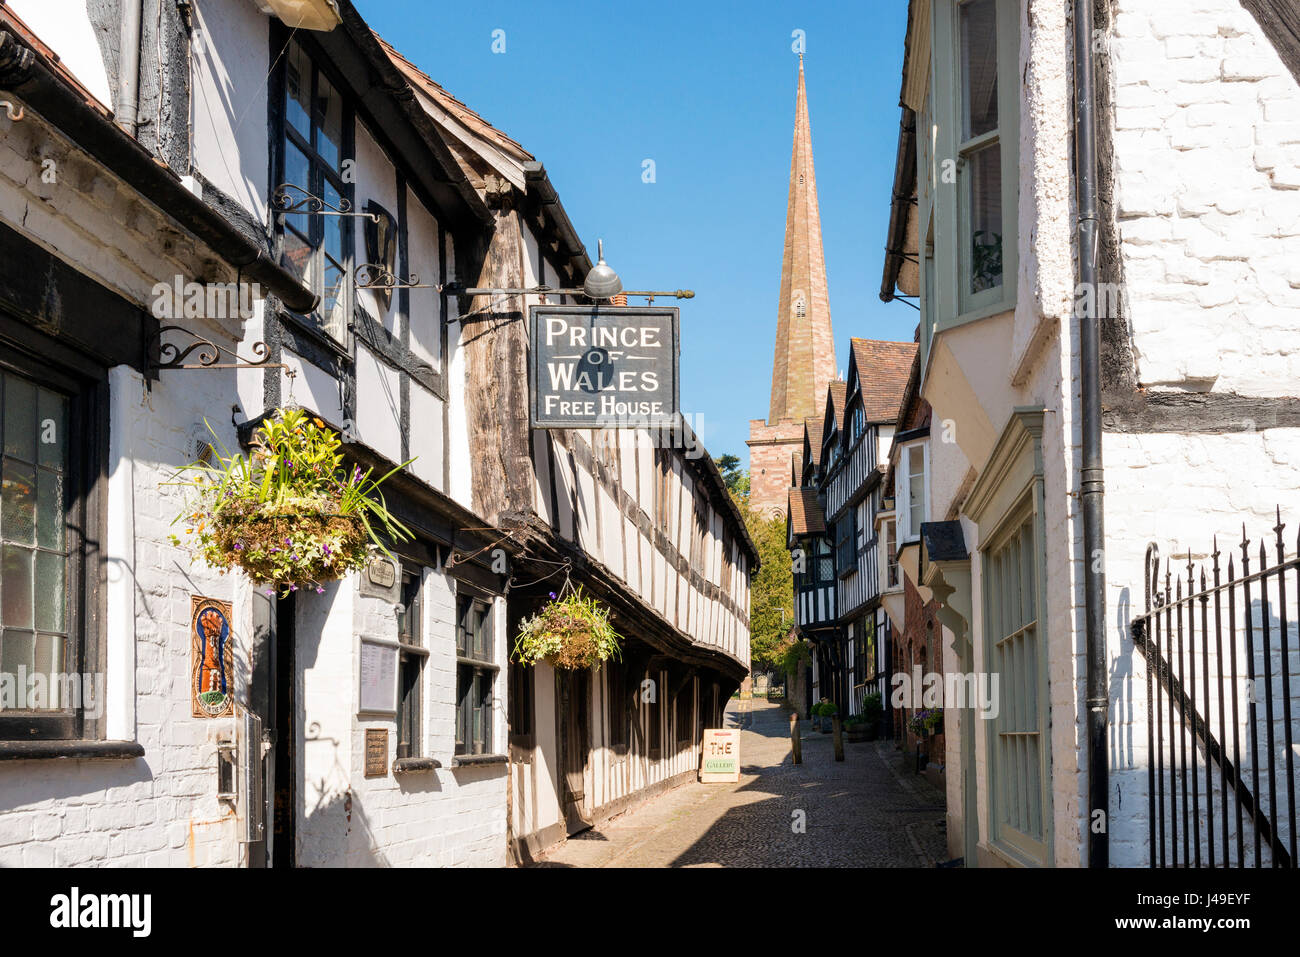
[
  {"x1": 1073, "y1": 0, "x2": 1108, "y2": 868},
  {"x1": 115, "y1": 0, "x2": 143, "y2": 135}
]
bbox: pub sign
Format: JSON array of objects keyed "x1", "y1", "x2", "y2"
[{"x1": 529, "y1": 305, "x2": 680, "y2": 429}]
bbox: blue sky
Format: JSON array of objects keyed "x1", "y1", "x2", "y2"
[{"x1": 357, "y1": 0, "x2": 915, "y2": 469}]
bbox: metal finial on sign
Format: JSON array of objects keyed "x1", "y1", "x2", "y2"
[{"x1": 582, "y1": 238, "x2": 623, "y2": 300}]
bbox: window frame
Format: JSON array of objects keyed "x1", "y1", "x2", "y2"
[
  {"x1": 273, "y1": 34, "x2": 357, "y2": 349},
  {"x1": 923, "y1": 0, "x2": 1020, "y2": 358},
  {"x1": 981, "y1": 491, "x2": 1051, "y2": 866},
  {"x1": 896, "y1": 440, "x2": 929, "y2": 544},
  {"x1": 0, "y1": 347, "x2": 105, "y2": 743},
  {"x1": 454, "y1": 593, "x2": 498, "y2": 757},
  {"x1": 674, "y1": 673, "x2": 693, "y2": 748},
  {"x1": 395, "y1": 565, "x2": 427, "y2": 760}
]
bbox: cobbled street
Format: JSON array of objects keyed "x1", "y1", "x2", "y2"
[{"x1": 534, "y1": 698, "x2": 948, "y2": 867}]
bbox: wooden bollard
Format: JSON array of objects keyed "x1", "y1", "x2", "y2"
[
  {"x1": 832, "y1": 715, "x2": 844, "y2": 762},
  {"x1": 790, "y1": 712, "x2": 802, "y2": 765}
]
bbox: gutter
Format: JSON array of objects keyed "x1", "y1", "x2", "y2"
[
  {"x1": 1074, "y1": 0, "x2": 1109, "y2": 869},
  {"x1": 879, "y1": 107, "x2": 917, "y2": 303},
  {"x1": 522, "y1": 161, "x2": 593, "y2": 284},
  {"x1": 0, "y1": 29, "x2": 319, "y2": 314}
]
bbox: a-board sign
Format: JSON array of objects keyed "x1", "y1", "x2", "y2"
[
  {"x1": 529, "y1": 304, "x2": 680, "y2": 429},
  {"x1": 699, "y1": 728, "x2": 740, "y2": 783}
]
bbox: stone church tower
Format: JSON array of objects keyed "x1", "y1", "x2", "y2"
[{"x1": 747, "y1": 56, "x2": 837, "y2": 518}]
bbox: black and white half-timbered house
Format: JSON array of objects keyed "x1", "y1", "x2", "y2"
[
  {"x1": 788, "y1": 340, "x2": 913, "y2": 719},
  {"x1": 0, "y1": 0, "x2": 752, "y2": 868}
]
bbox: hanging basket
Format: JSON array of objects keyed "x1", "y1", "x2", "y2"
[
  {"x1": 167, "y1": 408, "x2": 412, "y2": 595},
  {"x1": 513, "y1": 586, "x2": 622, "y2": 670}
]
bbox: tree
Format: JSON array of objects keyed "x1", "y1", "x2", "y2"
[
  {"x1": 725, "y1": 470, "x2": 792, "y2": 674},
  {"x1": 714, "y1": 453, "x2": 750, "y2": 503}
]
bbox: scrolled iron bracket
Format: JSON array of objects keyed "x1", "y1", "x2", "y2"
[
  {"x1": 272, "y1": 183, "x2": 380, "y2": 223},
  {"x1": 0, "y1": 99, "x2": 22, "y2": 121},
  {"x1": 149, "y1": 324, "x2": 287, "y2": 373},
  {"x1": 354, "y1": 263, "x2": 442, "y2": 292}
]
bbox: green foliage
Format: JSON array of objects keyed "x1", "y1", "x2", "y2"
[
  {"x1": 861, "y1": 692, "x2": 884, "y2": 721},
  {"x1": 714, "y1": 453, "x2": 750, "y2": 502},
  {"x1": 813, "y1": 700, "x2": 838, "y2": 717},
  {"x1": 513, "y1": 586, "x2": 622, "y2": 670},
  {"x1": 732, "y1": 493, "x2": 793, "y2": 673},
  {"x1": 167, "y1": 408, "x2": 412, "y2": 596},
  {"x1": 778, "y1": 636, "x2": 810, "y2": 676}
]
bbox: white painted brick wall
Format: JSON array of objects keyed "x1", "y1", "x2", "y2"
[{"x1": 1109, "y1": 0, "x2": 1300, "y2": 396}]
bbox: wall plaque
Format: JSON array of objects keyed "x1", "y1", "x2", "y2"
[
  {"x1": 191, "y1": 596, "x2": 235, "y2": 718},
  {"x1": 529, "y1": 304, "x2": 680, "y2": 429},
  {"x1": 360, "y1": 555, "x2": 400, "y2": 600},
  {"x1": 364, "y1": 728, "x2": 389, "y2": 777},
  {"x1": 358, "y1": 638, "x2": 398, "y2": 714}
]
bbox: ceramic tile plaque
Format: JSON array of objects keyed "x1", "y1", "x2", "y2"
[{"x1": 191, "y1": 596, "x2": 235, "y2": 718}]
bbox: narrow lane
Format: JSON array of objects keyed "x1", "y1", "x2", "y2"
[{"x1": 534, "y1": 697, "x2": 948, "y2": 867}]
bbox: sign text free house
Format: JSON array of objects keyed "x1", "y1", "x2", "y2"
[{"x1": 529, "y1": 305, "x2": 680, "y2": 429}]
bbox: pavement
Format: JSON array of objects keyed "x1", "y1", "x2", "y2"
[{"x1": 532, "y1": 696, "x2": 950, "y2": 868}]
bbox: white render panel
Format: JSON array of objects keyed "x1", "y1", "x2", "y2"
[{"x1": 354, "y1": 343, "x2": 401, "y2": 465}]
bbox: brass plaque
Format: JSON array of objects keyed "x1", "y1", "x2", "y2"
[{"x1": 364, "y1": 728, "x2": 389, "y2": 778}]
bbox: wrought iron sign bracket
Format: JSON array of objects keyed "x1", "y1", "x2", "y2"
[
  {"x1": 0, "y1": 99, "x2": 23, "y2": 122},
  {"x1": 146, "y1": 325, "x2": 289, "y2": 386},
  {"x1": 354, "y1": 263, "x2": 443, "y2": 292},
  {"x1": 272, "y1": 183, "x2": 381, "y2": 224}
]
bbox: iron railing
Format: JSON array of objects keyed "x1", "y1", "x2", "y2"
[{"x1": 1132, "y1": 509, "x2": 1299, "y2": 868}]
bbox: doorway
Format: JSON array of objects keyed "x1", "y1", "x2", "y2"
[
  {"x1": 557, "y1": 670, "x2": 591, "y2": 835},
  {"x1": 271, "y1": 592, "x2": 296, "y2": 868}
]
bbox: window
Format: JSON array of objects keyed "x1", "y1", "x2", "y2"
[
  {"x1": 607, "y1": 660, "x2": 629, "y2": 754},
  {"x1": 836, "y1": 511, "x2": 856, "y2": 578},
  {"x1": 928, "y1": 0, "x2": 1019, "y2": 323},
  {"x1": 984, "y1": 503, "x2": 1049, "y2": 864},
  {"x1": 508, "y1": 657, "x2": 533, "y2": 746},
  {"x1": 455, "y1": 594, "x2": 497, "y2": 756},
  {"x1": 278, "y1": 39, "x2": 352, "y2": 342},
  {"x1": 674, "y1": 675, "x2": 693, "y2": 747},
  {"x1": 0, "y1": 360, "x2": 94, "y2": 742},
  {"x1": 646, "y1": 668, "x2": 662, "y2": 757},
  {"x1": 898, "y1": 443, "x2": 927, "y2": 542},
  {"x1": 884, "y1": 518, "x2": 900, "y2": 588},
  {"x1": 851, "y1": 406, "x2": 865, "y2": 444},
  {"x1": 395, "y1": 567, "x2": 427, "y2": 759}
]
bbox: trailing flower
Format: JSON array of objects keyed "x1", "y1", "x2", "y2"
[
  {"x1": 166, "y1": 408, "x2": 412, "y2": 595},
  {"x1": 908, "y1": 708, "x2": 943, "y2": 737},
  {"x1": 513, "y1": 587, "x2": 622, "y2": 670}
]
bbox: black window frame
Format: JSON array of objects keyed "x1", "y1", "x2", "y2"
[
  {"x1": 272, "y1": 32, "x2": 357, "y2": 350},
  {"x1": 606, "y1": 659, "x2": 629, "y2": 755},
  {"x1": 646, "y1": 667, "x2": 663, "y2": 759},
  {"x1": 0, "y1": 343, "x2": 105, "y2": 743},
  {"x1": 395, "y1": 565, "x2": 427, "y2": 759},
  {"x1": 508, "y1": 656, "x2": 534, "y2": 748},
  {"x1": 674, "y1": 675, "x2": 693, "y2": 747},
  {"x1": 455, "y1": 592, "x2": 497, "y2": 756}
]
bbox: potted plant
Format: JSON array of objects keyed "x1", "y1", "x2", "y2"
[
  {"x1": 815, "y1": 699, "x2": 837, "y2": 733},
  {"x1": 513, "y1": 585, "x2": 623, "y2": 670},
  {"x1": 908, "y1": 708, "x2": 943, "y2": 740},
  {"x1": 861, "y1": 692, "x2": 884, "y2": 741},
  {"x1": 168, "y1": 409, "x2": 412, "y2": 596}
]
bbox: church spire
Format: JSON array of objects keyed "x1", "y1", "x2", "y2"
[{"x1": 767, "y1": 56, "x2": 836, "y2": 425}]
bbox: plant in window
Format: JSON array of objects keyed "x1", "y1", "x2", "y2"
[
  {"x1": 167, "y1": 408, "x2": 412, "y2": 595},
  {"x1": 971, "y1": 230, "x2": 1003, "y2": 293},
  {"x1": 513, "y1": 585, "x2": 622, "y2": 670}
]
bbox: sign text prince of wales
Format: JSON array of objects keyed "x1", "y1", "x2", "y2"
[{"x1": 529, "y1": 305, "x2": 680, "y2": 429}]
